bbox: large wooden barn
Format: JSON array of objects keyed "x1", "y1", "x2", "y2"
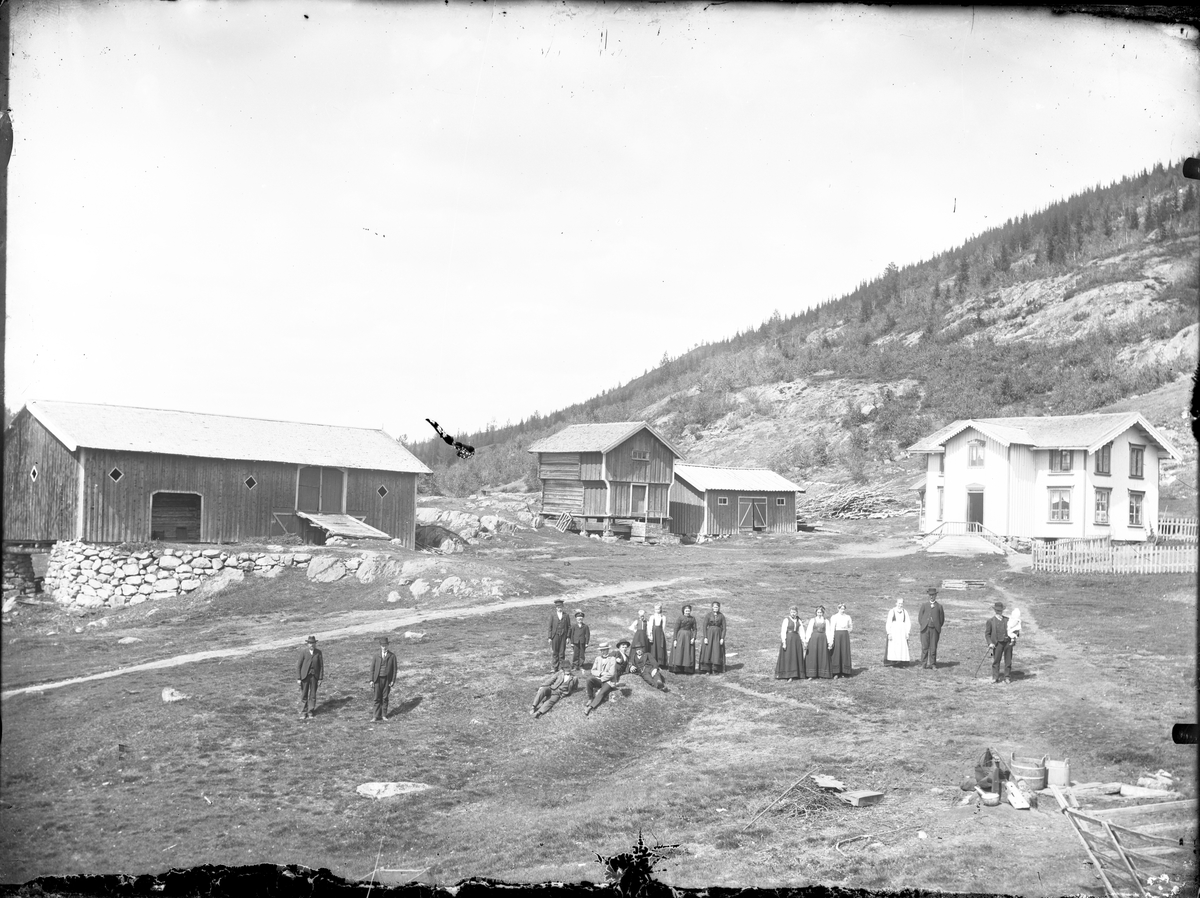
[
  {"x1": 527, "y1": 422, "x2": 683, "y2": 533},
  {"x1": 2, "y1": 401, "x2": 431, "y2": 547},
  {"x1": 669, "y1": 463, "x2": 805, "y2": 537}
]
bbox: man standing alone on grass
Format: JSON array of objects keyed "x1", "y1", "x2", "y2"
[
  {"x1": 918, "y1": 588, "x2": 945, "y2": 670},
  {"x1": 548, "y1": 598, "x2": 572, "y2": 672},
  {"x1": 297, "y1": 635, "x2": 323, "y2": 720},
  {"x1": 584, "y1": 642, "x2": 619, "y2": 717},
  {"x1": 369, "y1": 636, "x2": 398, "y2": 722},
  {"x1": 531, "y1": 667, "x2": 577, "y2": 718},
  {"x1": 985, "y1": 602, "x2": 1013, "y2": 685}
]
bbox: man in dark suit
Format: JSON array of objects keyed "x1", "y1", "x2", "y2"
[
  {"x1": 296, "y1": 635, "x2": 323, "y2": 720},
  {"x1": 985, "y1": 602, "x2": 1013, "y2": 684},
  {"x1": 369, "y1": 636, "x2": 398, "y2": 722},
  {"x1": 918, "y1": 587, "x2": 946, "y2": 670},
  {"x1": 530, "y1": 668, "x2": 577, "y2": 718},
  {"x1": 569, "y1": 610, "x2": 591, "y2": 671},
  {"x1": 547, "y1": 598, "x2": 572, "y2": 671}
]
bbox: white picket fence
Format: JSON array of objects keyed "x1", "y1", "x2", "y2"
[{"x1": 1033, "y1": 537, "x2": 1196, "y2": 574}]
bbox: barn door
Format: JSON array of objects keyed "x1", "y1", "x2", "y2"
[
  {"x1": 738, "y1": 498, "x2": 754, "y2": 530},
  {"x1": 631, "y1": 484, "x2": 648, "y2": 516},
  {"x1": 320, "y1": 468, "x2": 344, "y2": 513},
  {"x1": 151, "y1": 492, "x2": 201, "y2": 542},
  {"x1": 752, "y1": 497, "x2": 767, "y2": 529},
  {"x1": 298, "y1": 467, "x2": 321, "y2": 513}
]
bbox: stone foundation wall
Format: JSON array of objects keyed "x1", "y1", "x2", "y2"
[
  {"x1": 2, "y1": 553, "x2": 39, "y2": 600},
  {"x1": 44, "y1": 541, "x2": 318, "y2": 610}
]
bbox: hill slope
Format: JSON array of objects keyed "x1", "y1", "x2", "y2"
[{"x1": 414, "y1": 160, "x2": 1198, "y2": 504}]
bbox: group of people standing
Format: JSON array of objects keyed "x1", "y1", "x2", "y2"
[
  {"x1": 294, "y1": 634, "x2": 398, "y2": 722},
  {"x1": 774, "y1": 603, "x2": 854, "y2": 680}
]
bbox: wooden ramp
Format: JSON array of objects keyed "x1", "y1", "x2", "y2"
[{"x1": 295, "y1": 512, "x2": 391, "y2": 541}]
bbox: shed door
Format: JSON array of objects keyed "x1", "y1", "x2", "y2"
[
  {"x1": 151, "y1": 493, "x2": 202, "y2": 542},
  {"x1": 631, "y1": 484, "x2": 648, "y2": 516},
  {"x1": 738, "y1": 497, "x2": 767, "y2": 531}
]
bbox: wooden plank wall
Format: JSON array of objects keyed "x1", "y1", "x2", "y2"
[
  {"x1": 582, "y1": 483, "x2": 608, "y2": 515},
  {"x1": 542, "y1": 480, "x2": 584, "y2": 513},
  {"x1": 606, "y1": 431, "x2": 674, "y2": 483},
  {"x1": 2, "y1": 412, "x2": 80, "y2": 542},
  {"x1": 669, "y1": 479, "x2": 705, "y2": 535},
  {"x1": 82, "y1": 450, "x2": 297, "y2": 543},
  {"x1": 766, "y1": 493, "x2": 796, "y2": 533},
  {"x1": 539, "y1": 453, "x2": 580, "y2": 480},
  {"x1": 346, "y1": 469, "x2": 418, "y2": 548},
  {"x1": 579, "y1": 452, "x2": 603, "y2": 480},
  {"x1": 706, "y1": 490, "x2": 740, "y2": 536},
  {"x1": 611, "y1": 482, "x2": 669, "y2": 517}
]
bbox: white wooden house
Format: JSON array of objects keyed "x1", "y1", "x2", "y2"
[{"x1": 907, "y1": 413, "x2": 1181, "y2": 542}]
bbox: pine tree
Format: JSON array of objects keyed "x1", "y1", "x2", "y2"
[
  {"x1": 995, "y1": 242, "x2": 1011, "y2": 272},
  {"x1": 956, "y1": 255, "x2": 970, "y2": 294}
]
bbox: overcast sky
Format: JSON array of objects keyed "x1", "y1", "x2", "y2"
[{"x1": 5, "y1": 2, "x2": 1197, "y2": 443}]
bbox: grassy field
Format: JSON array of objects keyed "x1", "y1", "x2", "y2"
[{"x1": 1, "y1": 518, "x2": 1195, "y2": 895}]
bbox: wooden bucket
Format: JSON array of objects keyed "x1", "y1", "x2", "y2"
[
  {"x1": 1046, "y1": 758, "x2": 1070, "y2": 788},
  {"x1": 1009, "y1": 753, "x2": 1048, "y2": 790}
]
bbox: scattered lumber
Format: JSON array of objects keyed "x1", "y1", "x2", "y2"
[
  {"x1": 1005, "y1": 782, "x2": 1030, "y2": 810},
  {"x1": 838, "y1": 790, "x2": 885, "y2": 807},
  {"x1": 1118, "y1": 784, "x2": 1180, "y2": 800},
  {"x1": 1071, "y1": 782, "x2": 1123, "y2": 795},
  {"x1": 940, "y1": 579, "x2": 988, "y2": 590},
  {"x1": 812, "y1": 775, "x2": 846, "y2": 791}
]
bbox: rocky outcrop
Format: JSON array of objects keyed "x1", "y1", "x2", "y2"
[{"x1": 416, "y1": 525, "x2": 465, "y2": 554}]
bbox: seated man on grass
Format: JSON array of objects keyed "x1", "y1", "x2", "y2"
[
  {"x1": 628, "y1": 645, "x2": 669, "y2": 692},
  {"x1": 584, "y1": 642, "x2": 620, "y2": 717},
  {"x1": 531, "y1": 667, "x2": 578, "y2": 719}
]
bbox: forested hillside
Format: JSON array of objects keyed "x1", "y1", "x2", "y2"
[{"x1": 412, "y1": 160, "x2": 1198, "y2": 499}]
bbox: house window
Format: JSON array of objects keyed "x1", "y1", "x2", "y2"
[
  {"x1": 1049, "y1": 488, "x2": 1071, "y2": 522},
  {"x1": 109, "y1": 467, "x2": 124, "y2": 483},
  {"x1": 29, "y1": 465, "x2": 38, "y2": 483},
  {"x1": 1129, "y1": 491, "x2": 1144, "y2": 527},
  {"x1": 717, "y1": 497, "x2": 729, "y2": 506},
  {"x1": 377, "y1": 485, "x2": 389, "y2": 498},
  {"x1": 968, "y1": 440, "x2": 985, "y2": 467},
  {"x1": 631, "y1": 449, "x2": 650, "y2": 461},
  {"x1": 1094, "y1": 488, "x2": 1110, "y2": 525},
  {"x1": 775, "y1": 497, "x2": 786, "y2": 506},
  {"x1": 1095, "y1": 442, "x2": 1111, "y2": 475},
  {"x1": 938, "y1": 454, "x2": 945, "y2": 474},
  {"x1": 244, "y1": 476, "x2": 257, "y2": 491},
  {"x1": 1129, "y1": 445, "x2": 1144, "y2": 479},
  {"x1": 937, "y1": 487, "x2": 944, "y2": 521},
  {"x1": 1049, "y1": 450, "x2": 1073, "y2": 472}
]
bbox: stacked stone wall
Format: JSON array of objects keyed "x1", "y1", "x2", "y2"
[{"x1": 43, "y1": 541, "x2": 316, "y2": 610}]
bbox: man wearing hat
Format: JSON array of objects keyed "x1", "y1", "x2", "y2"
[
  {"x1": 547, "y1": 598, "x2": 572, "y2": 672},
  {"x1": 369, "y1": 636, "x2": 398, "y2": 722},
  {"x1": 985, "y1": 602, "x2": 1013, "y2": 684},
  {"x1": 530, "y1": 667, "x2": 577, "y2": 718},
  {"x1": 569, "y1": 610, "x2": 591, "y2": 671},
  {"x1": 296, "y1": 635, "x2": 324, "y2": 720},
  {"x1": 918, "y1": 588, "x2": 946, "y2": 670},
  {"x1": 584, "y1": 642, "x2": 619, "y2": 716}
]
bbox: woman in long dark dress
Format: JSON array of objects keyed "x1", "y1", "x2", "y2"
[
  {"x1": 629, "y1": 609, "x2": 651, "y2": 655},
  {"x1": 648, "y1": 602, "x2": 670, "y2": 668},
  {"x1": 698, "y1": 601, "x2": 727, "y2": 674},
  {"x1": 775, "y1": 605, "x2": 804, "y2": 680},
  {"x1": 669, "y1": 604, "x2": 697, "y2": 674},
  {"x1": 802, "y1": 605, "x2": 833, "y2": 679},
  {"x1": 829, "y1": 603, "x2": 853, "y2": 678}
]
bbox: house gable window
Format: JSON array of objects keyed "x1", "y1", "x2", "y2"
[
  {"x1": 1049, "y1": 450, "x2": 1073, "y2": 472},
  {"x1": 1129, "y1": 491, "x2": 1144, "y2": 527},
  {"x1": 1094, "y1": 488, "x2": 1110, "y2": 525},
  {"x1": 1048, "y1": 488, "x2": 1071, "y2": 522},
  {"x1": 1129, "y1": 444, "x2": 1145, "y2": 479},
  {"x1": 631, "y1": 449, "x2": 650, "y2": 462},
  {"x1": 1095, "y1": 442, "x2": 1111, "y2": 475},
  {"x1": 967, "y1": 440, "x2": 985, "y2": 467}
]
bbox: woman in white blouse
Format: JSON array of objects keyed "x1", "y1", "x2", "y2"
[
  {"x1": 829, "y1": 603, "x2": 853, "y2": 678},
  {"x1": 647, "y1": 602, "x2": 670, "y2": 669},
  {"x1": 802, "y1": 605, "x2": 834, "y2": 679},
  {"x1": 884, "y1": 598, "x2": 912, "y2": 667}
]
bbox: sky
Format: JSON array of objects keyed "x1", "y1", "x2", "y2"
[{"x1": 5, "y1": 2, "x2": 1198, "y2": 444}]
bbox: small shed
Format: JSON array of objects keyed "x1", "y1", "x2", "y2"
[{"x1": 669, "y1": 463, "x2": 806, "y2": 537}]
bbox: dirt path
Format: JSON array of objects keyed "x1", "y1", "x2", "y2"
[{"x1": 0, "y1": 577, "x2": 693, "y2": 701}]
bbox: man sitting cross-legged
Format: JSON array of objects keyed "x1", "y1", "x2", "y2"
[{"x1": 584, "y1": 642, "x2": 620, "y2": 717}]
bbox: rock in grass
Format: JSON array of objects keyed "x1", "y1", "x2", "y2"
[
  {"x1": 356, "y1": 782, "x2": 432, "y2": 799},
  {"x1": 117, "y1": 636, "x2": 143, "y2": 644},
  {"x1": 161, "y1": 687, "x2": 189, "y2": 703}
]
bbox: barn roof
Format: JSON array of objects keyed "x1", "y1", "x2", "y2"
[
  {"x1": 527, "y1": 422, "x2": 684, "y2": 458},
  {"x1": 674, "y1": 463, "x2": 805, "y2": 493},
  {"x1": 906, "y1": 412, "x2": 1180, "y2": 459},
  {"x1": 23, "y1": 401, "x2": 432, "y2": 473}
]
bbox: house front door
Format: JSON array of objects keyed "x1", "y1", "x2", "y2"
[{"x1": 967, "y1": 491, "x2": 984, "y2": 528}]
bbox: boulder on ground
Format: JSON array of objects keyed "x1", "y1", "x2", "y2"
[
  {"x1": 306, "y1": 556, "x2": 344, "y2": 582},
  {"x1": 161, "y1": 687, "x2": 189, "y2": 703},
  {"x1": 198, "y1": 567, "x2": 245, "y2": 595},
  {"x1": 409, "y1": 578, "x2": 431, "y2": 599}
]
